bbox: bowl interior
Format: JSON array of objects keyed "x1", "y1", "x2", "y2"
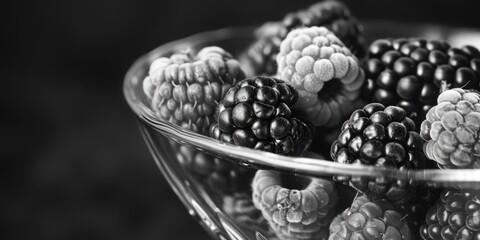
[{"x1": 124, "y1": 21, "x2": 480, "y2": 189}]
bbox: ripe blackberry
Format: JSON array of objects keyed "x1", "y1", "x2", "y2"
[
  {"x1": 252, "y1": 170, "x2": 337, "y2": 240},
  {"x1": 397, "y1": 187, "x2": 441, "y2": 238},
  {"x1": 210, "y1": 76, "x2": 314, "y2": 156},
  {"x1": 276, "y1": 26, "x2": 365, "y2": 127},
  {"x1": 420, "y1": 189, "x2": 480, "y2": 240},
  {"x1": 329, "y1": 195, "x2": 412, "y2": 240},
  {"x1": 241, "y1": 22, "x2": 285, "y2": 76},
  {"x1": 143, "y1": 46, "x2": 245, "y2": 135},
  {"x1": 362, "y1": 38, "x2": 480, "y2": 128},
  {"x1": 421, "y1": 88, "x2": 480, "y2": 169},
  {"x1": 242, "y1": 0, "x2": 365, "y2": 76},
  {"x1": 175, "y1": 144, "x2": 254, "y2": 194},
  {"x1": 330, "y1": 103, "x2": 426, "y2": 202}
]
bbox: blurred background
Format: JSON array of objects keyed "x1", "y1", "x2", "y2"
[{"x1": 3, "y1": 0, "x2": 480, "y2": 239}]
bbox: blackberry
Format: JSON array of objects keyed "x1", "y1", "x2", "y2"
[
  {"x1": 330, "y1": 103, "x2": 426, "y2": 202},
  {"x1": 362, "y1": 38, "x2": 480, "y2": 128},
  {"x1": 276, "y1": 26, "x2": 365, "y2": 127},
  {"x1": 252, "y1": 170, "x2": 337, "y2": 240},
  {"x1": 329, "y1": 195, "x2": 412, "y2": 240},
  {"x1": 242, "y1": 0, "x2": 365, "y2": 76},
  {"x1": 421, "y1": 88, "x2": 480, "y2": 169},
  {"x1": 420, "y1": 189, "x2": 480, "y2": 240},
  {"x1": 143, "y1": 46, "x2": 245, "y2": 135},
  {"x1": 176, "y1": 144, "x2": 254, "y2": 194},
  {"x1": 241, "y1": 22, "x2": 285, "y2": 76},
  {"x1": 397, "y1": 187, "x2": 442, "y2": 238},
  {"x1": 210, "y1": 76, "x2": 314, "y2": 156}
]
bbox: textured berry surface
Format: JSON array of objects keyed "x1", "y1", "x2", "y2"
[
  {"x1": 242, "y1": 0, "x2": 365, "y2": 76},
  {"x1": 363, "y1": 38, "x2": 480, "y2": 127},
  {"x1": 175, "y1": 143, "x2": 254, "y2": 194},
  {"x1": 329, "y1": 195, "x2": 411, "y2": 240},
  {"x1": 276, "y1": 26, "x2": 365, "y2": 127},
  {"x1": 143, "y1": 46, "x2": 245, "y2": 135},
  {"x1": 397, "y1": 187, "x2": 441, "y2": 238},
  {"x1": 252, "y1": 170, "x2": 337, "y2": 240},
  {"x1": 210, "y1": 76, "x2": 314, "y2": 156},
  {"x1": 223, "y1": 192, "x2": 269, "y2": 230},
  {"x1": 421, "y1": 88, "x2": 480, "y2": 169},
  {"x1": 420, "y1": 189, "x2": 480, "y2": 240},
  {"x1": 330, "y1": 103, "x2": 426, "y2": 202}
]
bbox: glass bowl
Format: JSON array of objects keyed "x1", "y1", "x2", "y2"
[{"x1": 124, "y1": 21, "x2": 480, "y2": 240}]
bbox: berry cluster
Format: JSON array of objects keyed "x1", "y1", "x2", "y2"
[
  {"x1": 421, "y1": 88, "x2": 480, "y2": 169},
  {"x1": 363, "y1": 38, "x2": 480, "y2": 127},
  {"x1": 252, "y1": 170, "x2": 337, "y2": 240},
  {"x1": 139, "y1": 2, "x2": 480, "y2": 240},
  {"x1": 242, "y1": 0, "x2": 364, "y2": 76},
  {"x1": 420, "y1": 189, "x2": 480, "y2": 240},
  {"x1": 276, "y1": 26, "x2": 365, "y2": 127},
  {"x1": 210, "y1": 76, "x2": 314, "y2": 156},
  {"x1": 330, "y1": 103, "x2": 425, "y2": 202},
  {"x1": 329, "y1": 195, "x2": 411, "y2": 240},
  {"x1": 396, "y1": 187, "x2": 441, "y2": 236},
  {"x1": 176, "y1": 144, "x2": 254, "y2": 194},
  {"x1": 143, "y1": 46, "x2": 245, "y2": 135},
  {"x1": 143, "y1": 46, "x2": 251, "y2": 195}
]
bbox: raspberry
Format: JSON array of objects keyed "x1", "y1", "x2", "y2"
[
  {"x1": 276, "y1": 26, "x2": 365, "y2": 127},
  {"x1": 241, "y1": 0, "x2": 365, "y2": 76},
  {"x1": 143, "y1": 46, "x2": 245, "y2": 135},
  {"x1": 210, "y1": 76, "x2": 314, "y2": 156},
  {"x1": 143, "y1": 47, "x2": 248, "y2": 194},
  {"x1": 329, "y1": 195, "x2": 412, "y2": 240},
  {"x1": 421, "y1": 88, "x2": 480, "y2": 169},
  {"x1": 330, "y1": 103, "x2": 426, "y2": 202},
  {"x1": 252, "y1": 170, "x2": 337, "y2": 240},
  {"x1": 420, "y1": 189, "x2": 480, "y2": 240},
  {"x1": 362, "y1": 38, "x2": 480, "y2": 128}
]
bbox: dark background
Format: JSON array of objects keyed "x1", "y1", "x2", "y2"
[{"x1": 3, "y1": 0, "x2": 480, "y2": 239}]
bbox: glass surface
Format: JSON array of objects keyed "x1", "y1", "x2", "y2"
[{"x1": 124, "y1": 21, "x2": 480, "y2": 240}]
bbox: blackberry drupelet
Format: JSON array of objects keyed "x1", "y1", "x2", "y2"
[
  {"x1": 421, "y1": 88, "x2": 480, "y2": 169},
  {"x1": 330, "y1": 103, "x2": 426, "y2": 202},
  {"x1": 210, "y1": 76, "x2": 314, "y2": 156},
  {"x1": 242, "y1": 0, "x2": 365, "y2": 76},
  {"x1": 420, "y1": 189, "x2": 480, "y2": 240},
  {"x1": 362, "y1": 38, "x2": 480, "y2": 128},
  {"x1": 329, "y1": 195, "x2": 412, "y2": 240},
  {"x1": 143, "y1": 46, "x2": 245, "y2": 135}
]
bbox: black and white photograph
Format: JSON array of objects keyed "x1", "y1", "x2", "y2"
[{"x1": 4, "y1": 0, "x2": 480, "y2": 239}]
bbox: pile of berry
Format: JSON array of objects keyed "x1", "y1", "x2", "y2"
[
  {"x1": 141, "y1": 1, "x2": 480, "y2": 239},
  {"x1": 241, "y1": 0, "x2": 365, "y2": 76},
  {"x1": 420, "y1": 189, "x2": 480, "y2": 240},
  {"x1": 362, "y1": 38, "x2": 480, "y2": 128}
]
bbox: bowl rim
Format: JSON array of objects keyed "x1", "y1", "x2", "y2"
[{"x1": 124, "y1": 23, "x2": 480, "y2": 186}]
